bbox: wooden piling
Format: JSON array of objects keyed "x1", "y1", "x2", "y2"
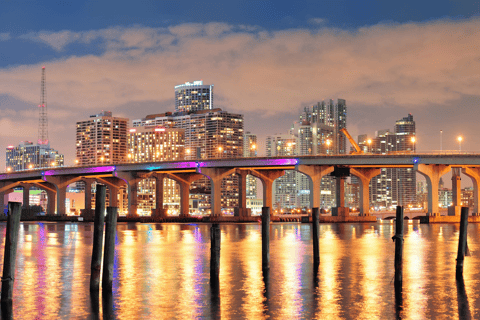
[
  {"x1": 456, "y1": 207, "x2": 469, "y2": 276},
  {"x1": 90, "y1": 185, "x2": 106, "y2": 292},
  {"x1": 210, "y1": 223, "x2": 221, "y2": 280},
  {"x1": 312, "y1": 207, "x2": 320, "y2": 265},
  {"x1": 1, "y1": 202, "x2": 22, "y2": 302},
  {"x1": 262, "y1": 207, "x2": 270, "y2": 270},
  {"x1": 393, "y1": 206, "x2": 404, "y2": 285},
  {"x1": 102, "y1": 207, "x2": 118, "y2": 291}
]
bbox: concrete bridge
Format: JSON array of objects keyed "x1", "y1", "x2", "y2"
[{"x1": 1, "y1": 153, "x2": 480, "y2": 220}]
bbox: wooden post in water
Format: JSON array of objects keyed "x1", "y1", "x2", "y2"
[
  {"x1": 102, "y1": 207, "x2": 118, "y2": 291},
  {"x1": 262, "y1": 207, "x2": 270, "y2": 270},
  {"x1": 210, "y1": 223, "x2": 221, "y2": 280},
  {"x1": 456, "y1": 207, "x2": 469, "y2": 276},
  {"x1": 1, "y1": 202, "x2": 22, "y2": 302},
  {"x1": 393, "y1": 206, "x2": 404, "y2": 285},
  {"x1": 312, "y1": 207, "x2": 320, "y2": 265},
  {"x1": 90, "y1": 185, "x2": 106, "y2": 292}
]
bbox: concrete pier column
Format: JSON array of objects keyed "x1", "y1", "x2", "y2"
[
  {"x1": 449, "y1": 167, "x2": 462, "y2": 216},
  {"x1": 43, "y1": 175, "x2": 80, "y2": 216},
  {"x1": 154, "y1": 173, "x2": 166, "y2": 218},
  {"x1": 197, "y1": 168, "x2": 235, "y2": 217},
  {"x1": 415, "y1": 164, "x2": 451, "y2": 216},
  {"x1": 234, "y1": 169, "x2": 251, "y2": 217},
  {"x1": 249, "y1": 169, "x2": 285, "y2": 210},
  {"x1": 46, "y1": 190, "x2": 56, "y2": 215},
  {"x1": 351, "y1": 168, "x2": 381, "y2": 216},
  {"x1": 0, "y1": 192, "x2": 4, "y2": 214},
  {"x1": 462, "y1": 167, "x2": 480, "y2": 214},
  {"x1": 166, "y1": 172, "x2": 204, "y2": 217},
  {"x1": 109, "y1": 186, "x2": 119, "y2": 208},
  {"x1": 115, "y1": 172, "x2": 143, "y2": 217},
  {"x1": 335, "y1": 177, "x2": 346, "y2": 208},
  {"x1": 83, "y1": 179, "x2": 94, "y2": 212},
  {"x1": 295, "y1": 165, "x2": 334, "y2": 210},
  {"x1": 22, "y1": 185, "x2": 30, "y2": 208}
]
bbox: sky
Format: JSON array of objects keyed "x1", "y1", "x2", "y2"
[{"x1": 1, "y1": 0, "x2": 480, "y2": 169}]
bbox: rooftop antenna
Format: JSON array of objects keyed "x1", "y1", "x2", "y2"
[{"x1": 38, "y1": 66, "x2": 49, "y2": 145}]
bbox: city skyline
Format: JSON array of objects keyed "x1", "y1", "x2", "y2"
[{"x1": 1, "y1": 2, "x2": 480, "y2": 167}]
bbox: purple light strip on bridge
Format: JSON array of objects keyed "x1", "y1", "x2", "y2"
[
  {"x1": 43, "y1": 166, "x2": 116, "y2": 176},
  {"x1": 147, "y1": 162, "x2": 198, "y2": 171}
]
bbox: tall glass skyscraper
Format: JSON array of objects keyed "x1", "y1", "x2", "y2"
[{"x1": 175, "y1": 81, "x2": 214, "y2": 113}]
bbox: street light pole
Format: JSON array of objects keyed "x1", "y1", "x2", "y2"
[{"x1": 458, "y1": 136, "x2": 463, "y2": 152}]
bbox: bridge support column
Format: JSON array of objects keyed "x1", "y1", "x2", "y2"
[
  {"x1": 44, "y1": 175, "x2": 81, "y2": 216},
  {"x1": 449, "y1": 167, "x2": 462, "y2": 216},
  {"x1": 115, "y1": 172, "x2": 143, "y2": 217},
  {"x1": 154, "y1": 173, "x2": 166, "y2": 219},
  {"x1": 462, "y1": 167, "x2": 480, "y2": 214},
  {"x1": 95, "y1": 177, "x2": 124, "y2": 210},
  {"x1": 0, "y1": 192, "x2": 4, "y2": 214},
  {"x1": 351, "y1": 168, "x2": 382, "y2": 216},
  {"x1": 198, "y1": 168, "x2": 236, "y2": 217},
  {"x1": 234, "y1": 170, "x2": 251, "y2": 218},
  {"x1": 295, "y1": 165, "x2": 334, "y2": 210},
  {"x1": 166, "y1": 173, "x2": 204, "y2": 217},
  {"x1": 109, "y1": 185, "x2": 119, "y2": 208},
  {"x1": 83, "y1": 179, "x2": 94, "y2": 213},
  {"x1": 332, "y1": 176, "x2": 349, "y2": 217},
  {"x1": 22, "y1": 185, "x2": 30, "y2": 208},
  {"x1": 249, "y1": 169, "x2": 285, "y2": 211},
  {"x1": 46, "y1": 190, "x2": 56, "y2": 215},
  {"x1": 415, "y1": 164, "x2": 451, "y2": 216}
]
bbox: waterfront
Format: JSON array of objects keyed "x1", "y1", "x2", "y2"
[{"x1": 0, "y1": 221, "x2": 479, "y2": 319}]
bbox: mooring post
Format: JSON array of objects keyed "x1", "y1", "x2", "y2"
[
  {"x1": 312, "y1": 207, "x2": 320, "y2": 265},
  {"x1": 102, "y1": 207, "x2": 118, "y2": 291},
  {"x1": 90, "y1": 185, "x2": 106, "y2": 292},
  {"x1": 210, "y1": 223, "x2": 221, "y2": 280},
  {"x1": 456, "y1": 207, "x2": 469, "y2": 276},
  {"x1": 1, "y1": 202, "x2": 22, "y2": 302},
  {"x1": 393, "y1": 205, "x2": 404, "y2": 285},
  {"x1": 262, "y1": 207, "x2": 270, "y2": 270}
]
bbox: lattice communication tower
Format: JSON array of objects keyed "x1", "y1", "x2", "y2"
[{"x1": 38, "y1": 66, "x2": 49, "y2": 145}]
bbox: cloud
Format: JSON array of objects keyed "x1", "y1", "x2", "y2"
[
  {"x1": 0, "y1": 33, "x2": 10, "y2": 41},
  {"x1": 1, "y1": 18, "x2": 480, "y2": 164},
  {"x1": 308, "y1": 18, "x2": 326, "y2": 25}
]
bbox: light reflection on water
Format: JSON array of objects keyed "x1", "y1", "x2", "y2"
[{"x1": 1, "y1": 221, "x2": 480, "y2": 319}]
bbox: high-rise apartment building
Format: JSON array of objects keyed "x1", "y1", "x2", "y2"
[
  {"x1": 267, "y1": 99, "x2": 346, "y2": 210},
  {"x1": 175, "y1": 81, "x2": 213, "y2": 113},
  {"x1": 357, "y1": 114, "x2": 416, "y2": 208},
  {"x1": 75, "y1": 111, "x2": 128, "y2": 165},
  {"x1": 127, "y1": 125, "x2": 185, "y2": 214},
  {"x1": 243, "y1": 132, "x2": 258, "y2": 199},
  {"x1": 6, "y1": 141, "x2": 64, "y2": 172},
  {"x1": 133, "y1": 81, "x2": 244, "y2": 212}
]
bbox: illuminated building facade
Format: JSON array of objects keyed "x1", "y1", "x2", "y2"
[
  {"x1": 75, "y1": 111, "x2": 128, "y2": 165},
  {"x1": 243, "y1": 132, "x2": 258, "y2": 200},
  {"x1": 127, "y1": 126, "x2": 185, "y2": 214},
  {"x1": 133, "y1": 107, "x2": 244, "y2": 212},
  {"x1": 175, "y1": 81, "x2": 213, "y2": 113},
  {"x1": 6, "y1": 141, "x2": 64, "y2": 172},
  {"x1": 357, "y1": 114, "x2": 416, "y2": 208}
]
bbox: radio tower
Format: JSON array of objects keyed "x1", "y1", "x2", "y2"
[{"x1": 38, "y1": 66, "x2": 49, "y2": 145}]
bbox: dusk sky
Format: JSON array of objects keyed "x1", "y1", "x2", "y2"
[{"x1": 1, "y1": 1, "x2": 480, "y2": 167}]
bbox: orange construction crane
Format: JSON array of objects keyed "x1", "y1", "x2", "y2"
[{"x1": 340, "y1": 128, "x2": 363, "y2": 155}]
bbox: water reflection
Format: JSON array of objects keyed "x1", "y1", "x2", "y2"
[{"x1": 1, "y1": 221, "x2": 480, "y2": 318}]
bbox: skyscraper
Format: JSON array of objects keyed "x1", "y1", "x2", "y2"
[
  {"x1": 133, "y1": 81, "x2": 244, "y2": 212},
  {"x1": 358, "y1": 114, "x2": 416, "y2": 208},
  {"x1": 127, "y1": 125, "x2": 185, "y2": 214},
  {"x1": 175, "y1": 81, "x2": 213, "y2": 113},
  {"x1": 243, "y1": 132, "x2": 258, "y2": 199},
  {"x1": 6, "y1": 141, "x2": 64, "y2": 172},
  {"x1": 267, "y1": 99, "x2": 346, "y2": 210},
  {"x1": 75, "y1": 111, "x2": 128, "y2": 165}
]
